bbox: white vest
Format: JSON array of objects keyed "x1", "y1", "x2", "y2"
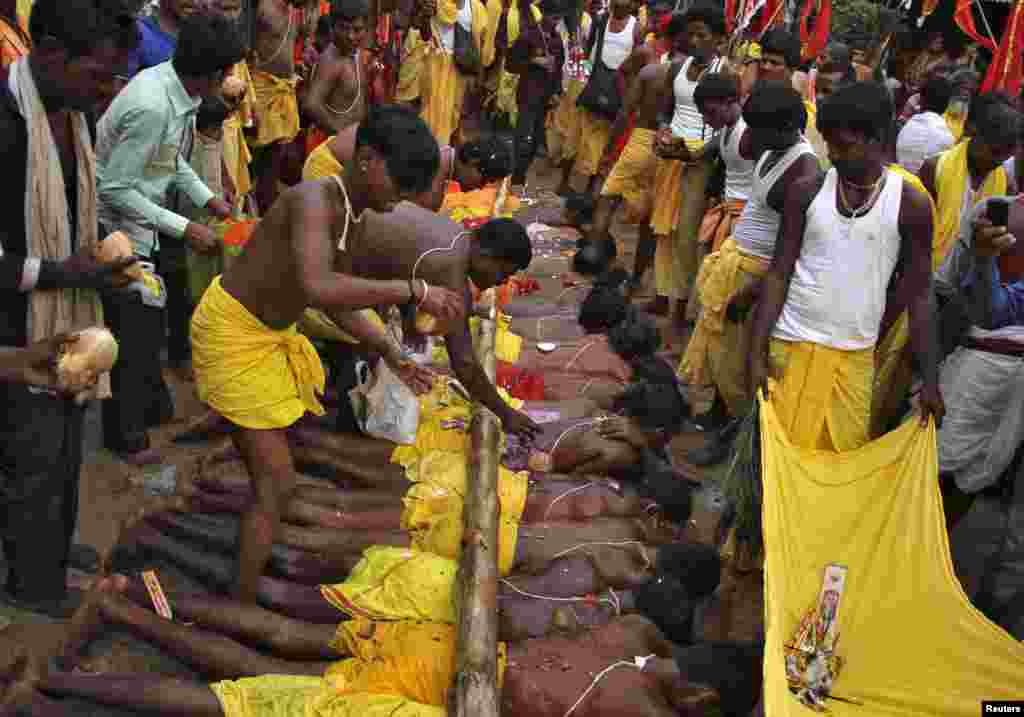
[
  {"x1": 595, "y1": 15, "x2": 635, "y2": 71},
  {"x1": 773, "y1": 168, "x2": 905, "y2": 350},
  {"x1": 721, "y1": 116, "x2": 754, "y2": 202},
  {"x1": 670, "y1": 56, "x2": 724, "y2": 142}
]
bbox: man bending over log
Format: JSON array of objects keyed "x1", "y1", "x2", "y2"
[{"x1": 189, "y1": 104, "x2": 465, "y2": 604}]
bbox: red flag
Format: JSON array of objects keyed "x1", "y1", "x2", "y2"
[
  {"x1": 955, "y1": 0, "x2": 997, "y2": 51},
  {"x1": 753, "y1": 0, "x2": 783, "y2": 35},
  {"x1": 725, "y1": 0, "x2": 737, "y2": 33},
  {"x1": 799, "y1": 0, "x2": 831, "y2": 63},
  {"x1": 982, "y1": 0, "x2": 1024, "y2": 94}
]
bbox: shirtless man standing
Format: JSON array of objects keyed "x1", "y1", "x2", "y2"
[
  {"x1": 249, "y1": 0, "x2": 318, "y2": 211},
  {"x1": 588, "y1": 12, "x2": 687, "y2": 294},
  {"x1": 301, "y1": 0, "x2": 369, "y2": 146},
  {"x1": 189, "y1": 105, "x2": 464, "y2": 604}
]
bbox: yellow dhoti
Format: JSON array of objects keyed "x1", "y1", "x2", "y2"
[
  {"x1": 698, "y1": 199, "x2": 746, "y2": 254},
  {"x1": 191, "y1": 277, "x2": 326, "y2": 429},
  {"x1": 419, "y1": 50, "x2": 466, "y2": 146},
  {"x1": 249, "y1": 70, "x2": 300, "y2": 148},
  {"x1": 546, "y1": 79, "x2": 586, "y2": 164},
  {"x1": 302, "y1": 138, "x2": 343, "y2": 180},
  {"x1": 767, "y1": 338, "x2": 875, "y2": 452},
  {"x1": 670, "y1": 157, "x2": 713, "y2": 304},
  {"x1": 212, "y1": 678, "x2": 443, "y2": 717},
  {"x1": 320, "y1": 546, "x2": 458, "y2": 623},
  {"x1": 679, "y1": 240, "x2": 769, "y2": 416},
  {"x1": 401, "y1": 449, "x2": 528, "y2": 575},
  {"x1": 572, "y1": 109, "x2": 612, "y2": 178},
  {"x1": 600, "y1": 127, "x2": 657, "y2": 223}
]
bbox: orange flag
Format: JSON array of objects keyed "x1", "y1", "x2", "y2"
[
  {"x1": 954, "y1": 0, "x2": 997, "y2": 51},
  {"x1": 981, "y1": 0, "x2": 1024, "y2": 94}
]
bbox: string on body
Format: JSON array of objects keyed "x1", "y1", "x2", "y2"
[{"x1": 563, "y1": 655, "x2": 657, "y2": 717}]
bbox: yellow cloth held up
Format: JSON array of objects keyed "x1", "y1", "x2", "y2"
[
  {"x1": 760, "y1": 396, "x2": 1024, "y2": 716},
  {"x1": 679, "y1": 239, "x2": 769, "y2": 416},
  {"x1": 401, "y1": 449, "x2": 528, "y2": 575},
  {"x1": 934, "y1": 140, "x2": 1006, "y2": 270},
  {"x1": 191, "y1": 277, "x2": 326, "y2": 429},
  {"x1": 212, "y1": 677, "x2": 444, "y2": 717},
  {"x1": 600, "y1": 127, "x2": 658, "y2": 223},
  {"x1": 222, "y1": 116, "x2": 253, "y2": 200},
  {"x1": 320, "y1": 546, "x2": 458, "y2": 623},
  {"x1": 767, "y1": 338, "x2": 875, "y2": 452},
  {"x1": 944, "y1": 108, "x2": 966, "y2": 142},
  {"x1": 303, "y1": 137, "x2": 343, "y2": 180},
  {"x1": 249, "y1": 70, "x2": 300, "y2": 148}
]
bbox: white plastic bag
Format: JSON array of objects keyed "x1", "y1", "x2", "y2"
[{"x1": 349, "y1": 358, "x2": 420, "y2": 445}]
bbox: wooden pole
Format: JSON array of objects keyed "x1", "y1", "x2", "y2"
[{"x1": 449, "y1": 305, "x2": 501, "y2": 717}]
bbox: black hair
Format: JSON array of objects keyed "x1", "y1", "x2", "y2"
[
  {"x1": 608, "y1": 307, "x2": 661, "y2": 360},
  {"x1": 197, "y1": 96, "x2": 233, "y2": 131},
  {"x1": 592, "y1": 266, "x2": 629, "y2": 291},
  {"x1": 742, "y1": 80, "x2": 806, "y2": 132},
  {"x1": 826, "y1": 41, "x2": 851, "y2": 68},
  {"x1": 968, "y1": 92, "x2": 1020, "y2": 147},
  {"x1": 564, "y1": 192, "x2": 597, "y2": 224},
  {"x1": 356, "y1": 104, "x2": 441, "y2": 195},
  {"x1": 633, "y1": 574, "x2": 695, "y2": 644},
  {"x1": 173, "y1": 12, "x2": 245, "y2": 77},
  {"x1": 613, "y1": 380, "x2": 687, "y2": 435},
  {"x1": 665, "y1": 11, "x2": 688, "y2": 38},
  {"x1": 316, "y1": 15, "x2": 333, "y2": 35},
  {"x1": 630, "y1": 355, "x2": 678, "y2": 385},
  {"x1": 572, "y1": 239, "x2": 617, "y2": 277},
  {"x1": 817, "y1": 81, "x2": 893, "y2": 143},
  {"x1": 655, "y1": 543, "x2": 722, "y2": 599},
  {"x1": 578, "y1": 282, "x2": 629, "y2": 333},
  {"x1": 920, "y1": 74, "x2": 954, "y2": 115},
  {"x1": 475, "y1": 218, "x2": 532, "y2": 271},
  {"x1": 29, "y1": 0, "x2": 139, "y2": 59},
  {"x1": 458, "y1": 135, "x2": 513, "y2": 183},
  {"x1": 682, "y1": 3, "x2": 726, "y2": 37},
  {"x1": 672, "y1": 642, "x2": 765, "y2": 717},
  {"x1": 760, "y1": 27, "x2": 801, "y2": 70},
  {"x1": 332, "y1": 0, "x2": 370, "y2": 21},
  {"x1": 693, "y1": 73, "x2": 740, "y2": 110},
  {"x1": 637, "y1": 467, "x2": 694, "y2": 525}
]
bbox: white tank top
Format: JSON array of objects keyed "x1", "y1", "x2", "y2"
[
  {"x1": 595, "y1": 15, "x2": 634, "y2": 71},
  {"x1": 438, "y1": 0, "x2": 473, "y2": 52},
  {"x1": 773, "y1": 168, "x2": 905, "y2": 350},
  {"x1": 670, "y1": 56, "x2": 723, "y2": 142},
  {"x1": 721, "y1": 116, "x2": 754, "y2": 201},
  {"x1": 732, "y1": 140, "x2": 815, "y2": 260}
]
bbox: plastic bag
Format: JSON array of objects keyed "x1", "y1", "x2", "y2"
[{"x1": 349, "y1": 358, "x2": 419, "y2": 445}]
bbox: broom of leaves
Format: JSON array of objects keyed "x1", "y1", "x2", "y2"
[{"x1": 715, "y1": 401, "x2": 763, "y2": 564}]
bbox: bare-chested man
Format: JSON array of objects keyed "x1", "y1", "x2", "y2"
[
  {"x1": 588, "y1": 12, "x2": 686, "y2": 294},
  {"x1": 301, "y1": 0, "x2": 369, "y2": 144},
  {"x1": 189, "y1": 105, "x2": 464, "y2": 604},
  {"x1": 249, "y1": 0, "x2": 317, "y2": 210}
]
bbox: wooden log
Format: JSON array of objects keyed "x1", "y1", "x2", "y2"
[{"x1": 449, "y1": 308, "x2": 501, "y2": 717}]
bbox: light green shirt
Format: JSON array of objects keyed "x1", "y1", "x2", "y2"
[{"x1": 96, "y1": 61, "x2": 215, "y2": 258}]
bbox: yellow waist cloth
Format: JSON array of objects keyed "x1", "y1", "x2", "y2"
[
  {"x1": 211, "y1": 677, "x2": 445, "y2": 717},
  {"x1": 401, "y1": 449, "x2": 528, "y2": 575},
  {"x1": 573, "y1": 110, "x2": 612, "y2": 178},
  {"x1": 325, "y1": 622, "x2": 507, "y2": 706},
  {"x1": 934, "y1": 140, "x2": 1006, "y2": 269},
  {"x1": 697, "y1": 198, "x2": 746, "y2": 253},
  {"x1": 303, "y1": 138, "x2": 343, "y2": 181},
  {"x1": 249, "y1": 70, "x2": 300, "y2": 148},
  {"x1": 600, "y1": 127, "x2": 658, "y2": 223},
  {"x1": 679, "y1": 240, "x2": 769, "y2": 415},
  {"x1": 320, "y1": 546, "x2": 458, "y2": 623},
  {"x1": 222, "y1": 115, "x2": 253, "y2": 200},
  {"x1": 650, "y1": 146, "x2": 701, "y2": 236},
  {"x1": 546, "y1": 79, "x2": 587, "y2": 164},
  {"x1": 761, "y1": 396, "x2": 1024, "y2": 716},
  {"x1": 767, "y1": 338, "x2": 874, "y2": 452},
  {"x1": 191, "y1": 277, "x2": 326, "y2": 429}
]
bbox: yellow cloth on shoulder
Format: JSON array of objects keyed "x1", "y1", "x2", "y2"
[
  {"x1": 191, "y1": 277, "x2": 325, "y2": 429},
  {"x1": 679, "y1": 239, "x2": 769, "y2": 416},
  {"x1": 303, "y1": 138, "x2": 343, "y2": 180},
  {"x1": 600, "y1": 127, "x2": 658, "y2": 223},
  {"x1": 212, "y1": 677, "x2": 444, "y2": 717},
  {"x1": 767, "y1": 338, "x2": 874, "y2": 452},
  {"x1": 249, "y1": 70, "x2": 300, "y2": 148},
  {"x1": 401, "y1": 449, "x2": 529, "y2": 575},
  {"x1": 390, "y1": 379, "x2": 522, "y2": 467},
  {"x1": 934, "y1": 140, "x2": 1007, "y2": 270},
  {"x1": 944, "y1": 109, "x2": 966, "y2": 142},
  {"x1": 325, "y1": 622, "x2": 507, "y2": 707},
  {"x1": 320, "y1": 546, "x2": 458, "y2": 623},
  {"x1": 761, "y1": 396, "x2": 1024, "y2": 717}
]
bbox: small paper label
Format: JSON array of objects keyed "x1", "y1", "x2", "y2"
[{"x1": 142, "y1": 570, "x2": 173, "y2": 621}]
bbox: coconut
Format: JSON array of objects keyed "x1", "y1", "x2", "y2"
[
  {"x1": 56, "y1": 327, "x2": 119, "y2": 393},
  {"x1": 94, "y1": 231, "x2": 143, "y2": 280},
  {"x1": 414, "y1": 310, "x2": 457, "y2": 336},
  {"x1": 222, "y1": 75, "x2": 247, "y2": 103}
]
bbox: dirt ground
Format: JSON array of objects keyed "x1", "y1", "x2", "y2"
[{"x1": 0, "y1": 157, "x2": 765, "y2": 708}]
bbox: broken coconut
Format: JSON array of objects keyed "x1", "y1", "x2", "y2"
[
  {"x1": 94, "y1": 231, "x2": 143, "y2": 280},
  {"x1": 57, "y1": 327, "x2": 119, "y2": 393},
  {"x1": 222, "y1": 75, "x2": 247, "y2": 103}
]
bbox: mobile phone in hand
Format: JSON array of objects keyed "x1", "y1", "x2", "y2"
[{"x1": 988, "y1": 198, "x2": 1011, "y2": 227}]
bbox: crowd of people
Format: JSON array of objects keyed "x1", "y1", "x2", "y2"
[{"x1": 1, "y1": 0, "x2": 1024, "y2": 713}]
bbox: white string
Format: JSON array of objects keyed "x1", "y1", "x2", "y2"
[
  {"x1": 331, "y1": 175, "x2": 363, "y2": 251},
  {"x1": 545, "y1": 420, "x2": 597, "y2": 459},
  {"x1": 411, "y1": 231, "x2": 471, "y2": 284},
  {"x1": 562, "y1": 656, "x2": 655, "y2": 717},
  {"x1": 257, "y1": 8, "x2": 294, "y2": 68},
  {"x1": 324, "y1": 51, "x2": 362, "y2": 116},
  {"x1": 550, "y1": 540, "x2": 649, "y2": 564},
  {"x1": 563, "y1": 340, "x2": 598, "y2": 371},
  {"x1": 555, "y1": 283, "x2": 590, "y2": 303},
  {"x1": 542, "y1": 480, "x2": 598, "y2": 520},
  {"x1": 499, "y1": 579, "x2": 622, "y2": 614}
]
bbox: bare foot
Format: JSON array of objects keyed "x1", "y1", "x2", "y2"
[
  {"x1": 172, "y1": 411, "x2": 235, "y2": 444},
  {"x1": 54, "y1": 576, "x2": 129, "y2": 672},
  {"x1": 0, "y1": 654, "x2": 41, "y2": 714}
]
